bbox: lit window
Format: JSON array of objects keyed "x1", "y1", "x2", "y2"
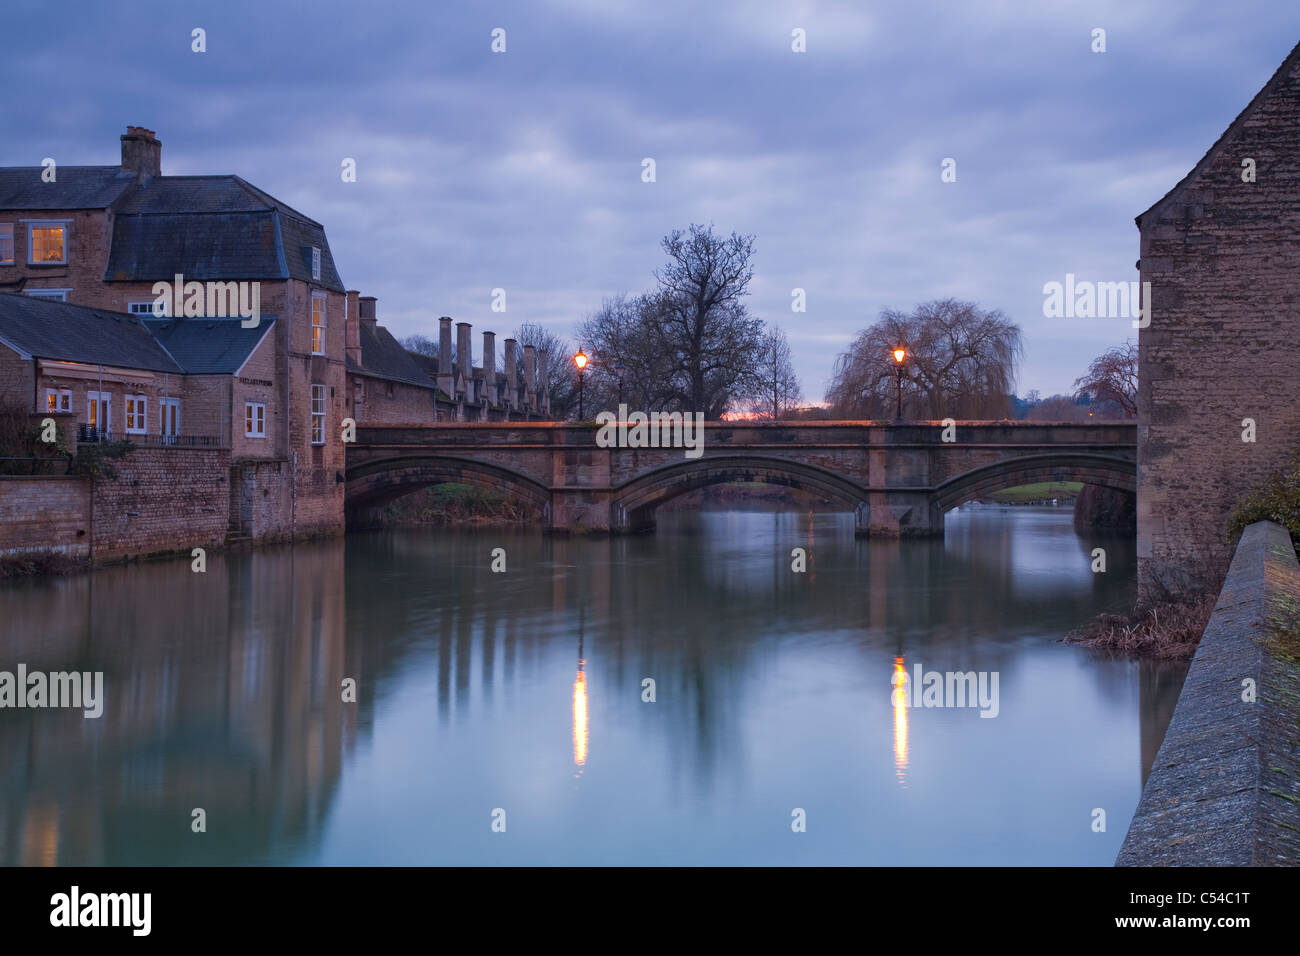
[
  {"x1": 245, "y1": 402, "x2": 266, "y2": 438},
  {"x1": 128, "y1": 301, "x2": 169, "y2": 316},
  {"x1": 312, "y1": 294, "x2": 326, "y2": 355},
  {"x1": 311, "y1": 246, "x2": 321, "y2": 281},
  {"x1": 0, "y1": 224, "x2": 13, "y2": 265},
  {"x1": 45, "y1": 389, "x2": 71, "y2": 413},
  {"x1": 160, "y1": 398, "x2": 181, "y2": 439},
  {"x1": 125, "y1": 395, "x2": 148, "y2": 434},
  {"x1": 86, "y1": 391, "x2": 111, "y2": 437},
  {"x1": 29, "y1": 225, "x2": 66, "y2": 265},
  {"x1": 310, "y1": 385, "x2": 326, "y2": 444}
]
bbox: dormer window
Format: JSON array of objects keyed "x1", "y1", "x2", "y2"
[
  {"x1": 28, "y1": 223, "x2": 66, "y2": 265},
  {"x1": 311, "y1": 246, "x2": 321, "y2": 282}
]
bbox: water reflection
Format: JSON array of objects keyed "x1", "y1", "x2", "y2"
[{"x1": 0, "y1": 505, "x2": 1187, "y2": 865}]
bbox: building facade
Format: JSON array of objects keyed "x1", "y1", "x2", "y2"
[{"x1": 1136, "y1": 41, "x2": 1300, "y2": 594}]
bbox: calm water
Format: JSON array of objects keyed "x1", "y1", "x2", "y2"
[{"x1": 0, "y1": 505, "x2": 1186, "y2": 866}]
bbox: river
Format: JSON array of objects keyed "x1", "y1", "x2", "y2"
[{"x1": 0, "y1": 504, "x2": 1186, "y2": 865}]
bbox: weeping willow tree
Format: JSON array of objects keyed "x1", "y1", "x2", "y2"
[{"x1": 825, "y1": 299, "x2": 1022, "y2": 419}]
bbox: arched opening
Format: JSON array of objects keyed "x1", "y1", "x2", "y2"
[
  {"x1": 344, "y1": 456, "x2": 551, "y2": 529},
  {"x1": 930, "y1": 453, "x2": 1136, "y2": 516},
  {"x1": 612, "y1": 456, "x2": 869, "y2": 532}
]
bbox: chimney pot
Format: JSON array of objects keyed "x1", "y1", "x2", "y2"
[{"x1": 121, "y1": 126, "x2": 162, "y2": 177}]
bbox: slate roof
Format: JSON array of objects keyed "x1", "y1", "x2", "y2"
[
  {"x1": 105, "y1": 175, "x2": 344, "y2": 291},
  {"x1": 144, "y1": 316, "x2": 276, "y2": 374},
  {"x1": 0, "y1": 166, "x2": 138, "y2": 209},
  {"x1": 348, "y1": 324, "x2": 437, "y2": 389},
  {"x1": 0, "y1": 293, "x2": 182, "y2": 372}
]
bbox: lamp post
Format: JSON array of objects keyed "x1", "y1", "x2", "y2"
[
  {"x1": 573, "y1": 348, "x2": 588, "y2": 421},
  {"x1": 614, "y1": 359, "x2": 625, "y2": 408},
  {"x1": 891, "y1": 346, "x2": 907, "y2": 421}
]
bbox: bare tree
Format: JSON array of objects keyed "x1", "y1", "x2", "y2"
[
  {"x1": 826, "y1": 299, "x2": 1022, "y2": 419},
  {"x1": 1023, "y1": 394, "x2": 1093, "y2": 422},
  {"x1": 401, "y1": 333, "x2": 444, "y2": 362},
  {"x1": 744, "y1": 324, "x2": 802, "y2": 419},
  {"x1": 645, "y1": 224, "x2": 766, "y2": 418},
  {"x1": 1073, "y1": 340, "x2": 1137, "y2": 419}
]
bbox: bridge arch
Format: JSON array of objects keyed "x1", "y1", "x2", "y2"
[
  {"x1": 344, "y1": 455, "x2": 552, "y2": 526},
  {"x1": 930, "y1": 453, "x2": 1136, "y2": 515},
  {"x1": 611, "y1": 455, "x2": 870, "y2": 532}
]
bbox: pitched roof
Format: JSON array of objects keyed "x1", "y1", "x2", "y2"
[
  {"x1": 0, "y1": 166, "x2": 137, "y2": 209},
  {"x1": 0, "y1": 293, "x2": 182, "y2": 372},
  {"x1": 144, "y1": 316, "x2": 276, "y2": 374},
  {"x1": 1137, "y1": 39, "x2": 1300, "y2": 225},
  {"x1": 348, "y1": 323, "x2": 437, "y2": 389}
]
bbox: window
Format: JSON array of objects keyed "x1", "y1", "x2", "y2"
[
  {"x1": 160, "y1": 398, "x2": 181, "y2": 439},
  {"x1": 26, "y1": 290, "x2": 67, "y2": 302},
  {"x1": 45, "y1": 388, "x2": 71, "y2": 413},
  {"x1": 125, "y1": 395, "x2": 148, "y2": 434},
  {"x1": 311, "y1": 246, "x2": 321, "y2": 281},
  {"x1": 245, "y1": 402, "x2": 266, "y2": 438},
  {"x1": 0, "y1": 224, "x2": 12, "y2": 265},
  {"x1": 87, "y1": 391, "x2": 111, "y2": 437},
  {"x1": 128, "y1": 300, "x2": 169, "y2": 317},
  {"x1": 28, "y1": 224, "x2": 66, "y2": 265},
  {"x1": 310, "y1": 385, "x2": 326, "y2": 444},
  {"x1": 311, "y1": 294, "x2": 326, "y2": 354}
]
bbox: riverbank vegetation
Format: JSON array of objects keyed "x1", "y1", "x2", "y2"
[
  {"x1": 379, "y1": 483, "x2": 536, "y2": 525},
  {"x1": 1226, "y1": 456, "x2": 1300, "y2": 556}
]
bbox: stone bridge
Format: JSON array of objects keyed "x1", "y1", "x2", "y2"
[{"x1": 344, "y1": 420, "x2": 1137, "y2": 536}]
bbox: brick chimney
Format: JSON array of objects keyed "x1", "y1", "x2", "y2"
[
  {"x1": 482, "y1": 331, "x2": 497, "y2": 405},
  {"x1": 523, "y1": 345, "x2": 537, "y2": 411},
  {"x1": 438, "y1": 317, "x2": 453, "y2": 395},
  {"x1": 121, "y1": 126, "x2": 161, "y2": 177},
  {"x1": 359, "y1": 296, "x2": 378, "y2": 335},
  {"x1": 456, "y1": 322, "x2": 473, "y2": 401},
  {"x1": 503, "y1": 338, "x2": 518, "y2": 410},
  {"x1": 345, "y1": 291, "x2": 362, "y2": 368}
]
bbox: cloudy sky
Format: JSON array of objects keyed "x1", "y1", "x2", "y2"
[{"x1": 5, "y1": 0, "x2": 1299, "y2": 400}]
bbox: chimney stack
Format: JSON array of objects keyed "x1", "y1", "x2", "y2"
[
  {"x1": 121, "y1": 126, "x2": 161, "y2": 177},
  {"x1": 523, "y1": 345, "x2": 537, "y2": 412},
  {"x1": 537, "y1": 349, "x2": 550, "y2": 417},
  {"x1": 503, "y1": 338, "x2": 518, "y2": 410},
  {"x1": 456, "y1": 322, "x2": 473, "y2": 401},
  {"x1": 438, "y1": 317, "x2": 453, "y2": 395},
  {"x1": 345, "y1": 291, "x2": 361, "y2": 368},
  {"x1": 359, "y1": 296, "x2": 378, "y2": 334},
  {"x1": 482, "y1": 332, "x2": 497, "y2": 406}
]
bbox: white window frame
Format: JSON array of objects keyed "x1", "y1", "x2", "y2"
[
  {"x1": 160, "y1": 398, "x2": 181, "y2": 438},
  {"x1": 26, "y1": 289, "x2": 69, "y2": 302},
  {"x1": 27, "y1": 221, "x2": 67, "y2": 265},
  {"x1": 311, "y1": 293, "x2": 327, "y2": 355},
  {"x1": 245, "y1": 401, "x2": 266, "y2": 438},
  {"x1": 310, "y1": 384, "x2": 326, "y2": 445},
  {"x1": 128, "y1": 300, "x2": 169, "y2": 317},
  {"x1": 45, "y1": 388, "x2": 71, "y2": 413},
  {"x1": 0, "y1": 223, "x2": 13, "y2": 266},
  {"x1": 311, "y1": 246, "x2": 322, "y2": 281},
  {"x1": 87, "y1": 391, "x2": 112, "y2": 437},
  {"x1": 125, "y1": 394, "x2": 148, "y2": 435}
]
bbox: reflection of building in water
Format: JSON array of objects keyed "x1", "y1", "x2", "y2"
[
  {"x1": 892, "y1": 657, "x2": 909, "y2": 787},
  {"x1": 0, "y1": 543, "x2": 351, "y2": 865}
]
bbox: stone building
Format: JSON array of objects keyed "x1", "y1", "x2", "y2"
[
  {"x1": 1136, "y1": 40, "x2": 1300, "y2": 594},
  {"x1": 0, "y1": 126, "x2": 347, "y2": 539}
]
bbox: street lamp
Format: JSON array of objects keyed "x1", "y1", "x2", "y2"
[
  {"x1": 573, "y1": 348, "x2": 588, "y2": 420},
  {"x1": 891, "y1": 346, "x2": 907, "y2": 421}
]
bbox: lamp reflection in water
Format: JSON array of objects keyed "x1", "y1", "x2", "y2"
[
  {"x1": 573, "y1": 614, "x2": 588, "y2": 774},
  {"x1": 892, "y1": 656, "x2": 909, "y2": 788}
]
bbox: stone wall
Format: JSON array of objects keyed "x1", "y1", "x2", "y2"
[
  {"x1": 0, "y1": 476, "x2": 90, "y2": 556},
  {"x1": 1137, "y1": 45, "x2": 1300, "y2": 596},
  {"x1": 90, "y1": 447, "x2": 229, "y2": 560},
  {"x1": 1117, "y1": 520, "x2": 1300, "y2": 866}
]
